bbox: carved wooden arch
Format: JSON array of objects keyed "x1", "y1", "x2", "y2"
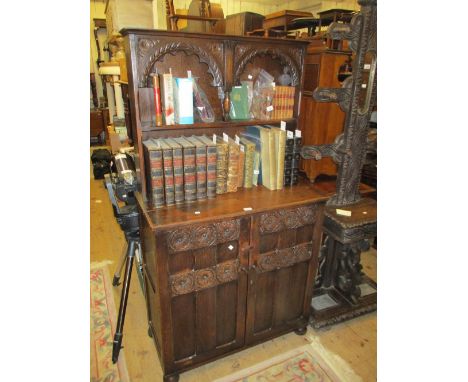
[
  {"x1": 234, "y1": 48, "x2": 301, "y2": 86},
  {"x1": 137, "y1": 39, "x2": 223, "y2": 88}
]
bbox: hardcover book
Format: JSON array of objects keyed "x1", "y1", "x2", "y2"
[
  {"x1": 273, "y1": 86, "x2": 295, "y2": 119},
  {"x1": 226, "y1": 136, "x2": 240, "y2": 193},
  {"x1": 258, "y1": 126, "x2": 277, "y2": 190},
  {"x1": 195, "y1": 135, "x2": 217, "y2": 199},
  {"x1": 157, "y1": 138, "x2": 175, "y2": 206},
  {"x1": 214, "y1": 136, "x2": 229, "y2": 194},
  {"x1": 173, "y1": 77, "x2": 194, "y2": 124},
  {"x1": 142, "y1": 139, "x2": 164, "y2": 208},
  {"x1": 240, "y1": 137, "x2": 256, "y2": 188},
  {"x1": 270, "y1": 127, "x2": 286, "y2": 190},
  {"x1": 238, "y1": 144, "x2": 245, "y2": 188},
  {"x1": 151, "y1": 74, "x2": 163, "y2": 126},
  {"x1": 173, "y1": 136, "x2": 197, "y2": 202},
  {"x1": 186, "y1": 136, "x2": 207, "y2": 200},
  {"x1": 160, "y1": 72, "x2": 175, "y2": 125},
  {"x1": 284, "y1": 135, "x2": 294, "y2": 186},
  {"x1": 165, "y1": 138, "x2": 185, "y2": 205},
  {"x1": 291, "y1": 135, "x2": 302, "y2": 185},
  {"x1": 229, "y1": 84, "x2": 250, "y2": 120}
]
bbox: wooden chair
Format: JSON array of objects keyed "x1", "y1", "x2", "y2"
[{"x1": 165, "y1": 0, "x2": 224, "y2": 33}]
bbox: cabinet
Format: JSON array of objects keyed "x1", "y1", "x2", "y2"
[
  {"x1": 299, "y1": 44, "x2": 351, "y2": 182},
  {"x1": 120, "y1": 29, "x2": 334, "y2": 381},
  {"x1": 138, "y1": 183, "x2": 335, "y2": 380}
]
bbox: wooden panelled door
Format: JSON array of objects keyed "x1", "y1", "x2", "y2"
[
  {"x1": 162, "y1": 217, "x2": 250, "y2": 370},
  {"x1": 245, "y1": 204, "x2": 322, "y2": 344}
]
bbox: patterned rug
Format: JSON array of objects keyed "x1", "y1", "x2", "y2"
[
  {"x1": 90, "y1": 262, "x2": 130, "y2": 382},
  {"x1": 214, "y1": 336, "x2": 362, "y2": 382}
]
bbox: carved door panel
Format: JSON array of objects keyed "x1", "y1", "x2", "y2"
[
  {"x1": 245, "y1": 204, "x2": 322, "y2": 344},
  {"x1": 163, "y1": 217, "x2": 250, "y2": 370}
]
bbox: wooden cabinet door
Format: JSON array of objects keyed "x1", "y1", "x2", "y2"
[
  {"x1": 159, "y1": 217, "x2": 250, "y2": 372},
  {"x1": 245, "y1": 204, "x2": 323, "y2": 344}
]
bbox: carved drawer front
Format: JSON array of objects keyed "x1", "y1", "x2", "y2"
[
  {"x1": 164, "y1": 218, "x2": 249, "y2": 365},
  {"x1": 246, "y1": 204, "x2": 319, "y2": 344}
]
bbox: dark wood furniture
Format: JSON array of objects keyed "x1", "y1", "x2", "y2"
[
  {"x1": 121, "y1": 29, "x2": 318, "y2": 381},
  {"x1": 299, "y1": 44, "x2": 351, "y2": 182},
  {"x1": 262, "y1": 10, "x2": 313, "y2": 32},
  {"x1": 90, "y1": 108, "x2": 108, "y2": 144},
  {"x1": 310, "y1": 198, "x2": 377, "y2": 328},
  {"x1": 225, "y1": 12, "x2": 264, "y2": 36}
]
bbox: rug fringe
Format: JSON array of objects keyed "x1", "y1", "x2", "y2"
[{"x1": 305, "y1": 333, "x2": 363, "y2": 382}]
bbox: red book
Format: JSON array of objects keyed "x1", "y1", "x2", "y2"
[{"x1": 152, "y1": 74, "x2": 163, "y2": 126}]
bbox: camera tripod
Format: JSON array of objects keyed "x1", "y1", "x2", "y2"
[{"x1": 104, "y1": 173, "x2": 142, "y2": 364}]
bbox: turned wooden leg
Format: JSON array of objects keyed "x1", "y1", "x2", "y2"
[
  {"x1": 163, "y1": 374, "x2": 179, "y2": 382},
  {"x1": 294, "y1": 326, "x2": 307, "y2": 336}
]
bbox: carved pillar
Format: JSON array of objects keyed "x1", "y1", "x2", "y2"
[{"x1": 301, "y1": 0, "x2": 377, "y2": 207}]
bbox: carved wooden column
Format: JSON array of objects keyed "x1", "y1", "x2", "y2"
[{"x1": 300, "y1": 0, "x2": 378, "y2": 327}]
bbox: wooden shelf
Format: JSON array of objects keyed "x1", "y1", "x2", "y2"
[{"x1": 140, "y1": 118, "x2": 296, "y2": 132}]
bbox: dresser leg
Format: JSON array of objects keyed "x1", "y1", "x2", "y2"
[
  {"x1": 294, "y1": 326, "x2": 307, "y2": 336},
  {"x1": 163, "y1": 374, "x2": 179, "y2": 382},
  {"x1": 148, "y1": 326, "x2": 153, "y2": 338}
]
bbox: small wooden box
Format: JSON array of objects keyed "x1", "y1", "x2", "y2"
[{"x1": 226, "y1": 12, "x2": 264, "y2": 36}]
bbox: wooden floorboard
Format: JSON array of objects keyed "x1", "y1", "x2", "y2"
[{"x1": 90, "y1": 160, "x2": 377, "y2": 381}]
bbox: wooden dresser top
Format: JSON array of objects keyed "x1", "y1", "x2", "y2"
[{"x1": 137, "y1": 179, "x2": 374, "y2": 231}]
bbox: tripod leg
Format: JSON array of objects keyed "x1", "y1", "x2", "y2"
[
  {"x1": 112, "y1": 244, "x2": 128, "y2": 286},
  {"x1": 112, "y1": 239, "x2": 135, "y2": 363}
]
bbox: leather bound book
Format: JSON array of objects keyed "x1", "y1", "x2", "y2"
[
  {"x1": 165, "y1": 138, "x2": 185, "y2": 205},
  {"x1": 186, "y1": 136, "x2": 207, "y2": 200},
  {"x1": 225, "y1": 136, "x2": 240, "y2": 193},
  {"x1": 240, "y1": 137, "x2": 256, "y2": 188},
  {"x1": 195, "y1": 135, "x2": 217, "y2": 199},
  {"x1": 173, "y1": 137, "x2": 197, "y2": 203},
  {"x1": 214, "y1": 136, "x2": 229, "y2": 194},
  {"x1": 291, "y1": 136, "x2": 302, "y2": 186},
  {"x1": 237, "y1": 142, "x2": 245, "y2": 188},
  {"x1": 142, "y1": 139, "x2": 165, "y2": 208},
  {"x1": 284, "y1": 135, "x2": 294, "y2": 186},
  {"x1": 159, "y1": 72, "x2": 175, "y2": 125},
  {"x1": 158, "y1": 138, "x2": 175, "y2": 206}
]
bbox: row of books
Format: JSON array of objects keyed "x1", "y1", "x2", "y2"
[
  {"x1": 230, "y1": 84, "x2": 296, "y2": 121},
  {"x1": 151, "y1": 71, "x2": 194, "y2": 126},
  {"x1": 143, "y1": 128, "x2": 302, "y2": 208}
]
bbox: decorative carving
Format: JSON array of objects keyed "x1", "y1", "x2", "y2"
[
  {"x1": 170, "y1": 272, "x2": 195, "y2": 296},
  {"x1": 167, "y1": 219, "x2": 240, "y2": 253},
  {"x1": 335, "y1": 240, "x2": 370, "y2": 304},
  {"x1": 300, "y1": 0, "x2": 377, "y2": 207},
  {"x1": 301, "y1": 134, "x2": 345, "y2": 163},
  {"x1": 137, "y1": 38, "x2": 223, "y2": 88},
  {"x1": 256, "y1": 242, "x2": 313, "y2": 273},
  {"x1": 259, "y1": 206, "x2": 318, "y2": 234},
  {"x1": 234, "y1": 47, "x2": 301, "y2": 86},
  {"x1": 313, "y1": 76, "x2": 353, "y2": 113},
  {"x1": 169, "y1": 259, "x2": 240, "y2": 296},
  {"x1": 314, "y1": 236, "x2": 328, "y2": 289}
]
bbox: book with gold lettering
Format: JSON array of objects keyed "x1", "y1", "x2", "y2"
[
  {"x1": 142, "y1": 139, "x2": 165, "y2": 208},
  {"x1": 225, "y1": 136, "x2": 240, "y2": 193},
  {"x1": 195, "y1": 135, "x2": 217, "y2": 199},
  {"x1": 186, "y1": 136, "x2": 207, "y2": 200},
  {"x1": 173, "y1": 136, "x2": 197, "y2": 202},
  {"x1": 214, "y1": 135, "x2": 228, "y2": 194},
  {"x1": 240, "y1": 136, "x2": 256, "y2": 188}
]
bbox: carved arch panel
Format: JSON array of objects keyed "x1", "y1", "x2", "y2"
[
  {"x1": 233, "y1": 45, "x2": 303, "y2": 86},
  {"x1": 136, "y1": 37, "x2": 224, "y2": 88}
]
